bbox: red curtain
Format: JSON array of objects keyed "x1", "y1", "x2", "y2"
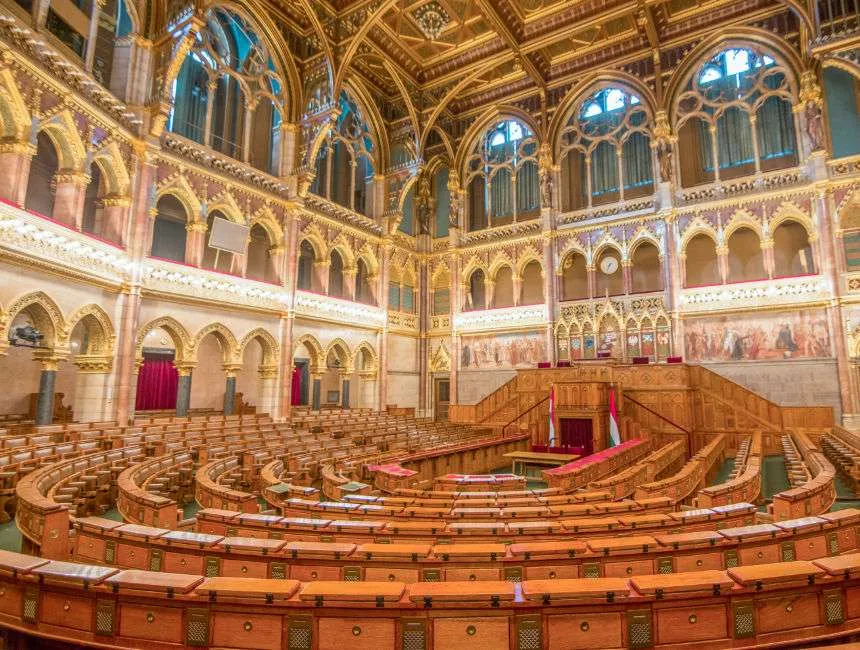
[
  {"x1": 135, "y1": 356, "x2": 178, "y2": 411},
  {"x1": 560, "y1": 418, "x2": 593, "y2": 456},
  {"x1": 290, "y1": 366, "x2": 302, "y2": 406}
]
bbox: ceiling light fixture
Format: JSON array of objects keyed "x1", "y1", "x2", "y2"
[{"x1": 413, "y1": 2, "x2": 450, "y2": 41}]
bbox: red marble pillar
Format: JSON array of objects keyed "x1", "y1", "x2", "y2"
[
  {"x1": 0, "y1": 143, "x2": 34, "y2": 206},
  {"x1": 52, "y1": 172, "x2": 89, "y2": 229}
]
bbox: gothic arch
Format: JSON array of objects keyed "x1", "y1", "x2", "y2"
[
  {"x1": 207, "y1": 191, "x2": 245, "y2": 224},
  {"x1": 63, "y1": 304, "x2": 116, "y2": 356},
  {"x1": 193, "y1": 323, "x2": 240, "y2": 363},
  {"x1": 665, "y1": 28, "x2": 803, "y2": 120},
  {"x1": 0, "y1": 68, "x2": 31, "y2": 141},
  {"x1": 0, "y1": 291, "x2": 66, "y2": 349},
  {"x1": 91, "y1": 141, "x2": 131, "y2": 198},
  {"x1": 293, "y1": 334, "x2": 324, "y2": 370},
  {"x1": 353, "y1": 340, "x2": 378, "y2": 373},
  {"x1": 238, "y1": 327, "x2": 279, "y2": 367},
  {"x1": 723, "y1": 209, "x2": 765, "y2": 241},
  {"x1": 135, "y1": 316, "x2": 193, "y2": 363},
  {"x1": 156, "y1": 175, "x2": 202, "y2": 221},
  {"x1": 324, "y1": 337, "x2": 353, "y2": 372},
  {"x1": 38, "y1": 110, "x2": 86, "y2": 172}
]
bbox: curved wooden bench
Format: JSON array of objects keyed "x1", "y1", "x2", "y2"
[
  {"x1": 15, "y1": 446, "x2": 144, "y2": 557},
  {"x1": 543, "y1": 438, "x2": 651, "y2": 490},
  {"x1": 2, "y1": 549, "x2": 860, "y2": 647},
  {"x1": 70, "y1": 509, "x2": 860, "y2": 582},
  {"x1": 195, "y1": 502, "x2": 761, "y2": 545},
  {"x1": 589, "y1": 440, "x2": 686, "y2": 499},
  {"x1": 695, "y1": 432, "x2": 763, "y2": 508},
  {"x1": 634, "y1": 434, "x2": 727, "y2": 503},
  {"x1": 116, "y1": 451, "x2": 195, "y2": 528},
  {"x1": 770, "y1": 431, "x2": 837, "y2": 521}
]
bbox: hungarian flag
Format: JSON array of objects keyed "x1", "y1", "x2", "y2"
[
  {"x1": 548, "y1": 384, "x2": 556, "y2": 447},
  {"x1": 608, "y1": 388, "x2": 621, "y2": 447}
]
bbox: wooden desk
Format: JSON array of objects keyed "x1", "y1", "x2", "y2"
[{"x1": 504, "y1": 451, "x2": 578, "y2": 478}]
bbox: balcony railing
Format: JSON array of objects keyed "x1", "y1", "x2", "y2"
[
  {"x1": 454, "y1": 304, "x2": 548, "y2": 332},
  {"x1": 680, "y1": 275, "x2": 829, "y2": 314},
  {"x1": 814, "y1": 0, "x2": 859, "y2": 48}
]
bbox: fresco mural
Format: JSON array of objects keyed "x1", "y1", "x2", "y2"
[
  {"x1": 461, "y1": 331, "x2": 548, "y2": 368},
  {"x1": 684, "y1": 310, "x2": 832, "y2": 361}
]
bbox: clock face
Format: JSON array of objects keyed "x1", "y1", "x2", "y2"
[{"x1": 600, "y1": 256, "x2": 619, "y2": 275}]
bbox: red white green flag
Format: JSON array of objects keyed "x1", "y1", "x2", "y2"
[{"x1": 608, "y1": 388, "x2": 621, "y2": 447}]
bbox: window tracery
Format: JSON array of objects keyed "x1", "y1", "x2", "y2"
[
  {"x1": 168, "y1": 8, "x2": 285, "y2": 175},
  {"x1": 559, "y1": 87, "x2": 653, "y2": 211},
  {"x1": 675, "y1": 47, "x2": 797, "y2": 186},
  {"x1": 465, "y1": 119, "x2": 539, "y2": 231}
]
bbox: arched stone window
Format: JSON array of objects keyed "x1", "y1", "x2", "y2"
[
  {"x1": 25, "y1": 132, "x2": 59, "y2": 218},
  {"x1": 151, "y1": 195, "x2": 188, "y2": 263},
  {"x1": 560, "y1": 252, "x2": 589, "y2": 301},
  {"x1": 520, "y1": 260, "x2": 544, "y2": 305},
  {"x1": 773, "y1": 220, "x2": 814, "y2": 277},
  {"x1": 312, "y1": 92, "x2": 376, "y2": 216},
  {"x1": 328, "y1": 249, "x2": 345, "y2": 298},
  {"x1": 245, "y1": 224, "x2": 275, "y2": 282},
  {"x1": 466, "y1": 269, "x2": 486, "y2": 310},
  {"x1": 594, "y1": 248, "x2": 623, "y2": 297},
  {"x1": 684, "y1": 234, "x2": 719, "y2": 287},
  {"x1": 676, "y1": 47, "x2": 797, "y2": 186},
  {"x1": 355, "y1": 258, "x2": 375, "y2": 305},
  {"x1": 559, "y1": 87, "x2": 653, "y2": 211},
  {"x1": 727, "y1": 227, "x2": 766, "y2": 282},
  {"x1": 630, "y1": 241, "x2": 662, "y2": 293},
  {"x1": 493, "y1": 267, "x2": 515, "y2": 308},
  {"x1": 168, "y1": 8, "x2": 286, "y2": 175},
  {"x1": 296, "y1": 240, "x2": 315, "y2": 291},
  {"x1": 465, "y1": 119, "x2": 539, "y2": 231}
]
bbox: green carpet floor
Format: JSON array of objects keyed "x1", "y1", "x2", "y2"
[{"x1": 710, "y1": 458, "x2": 735, "y2": 486}]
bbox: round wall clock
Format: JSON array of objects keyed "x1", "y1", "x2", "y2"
[{"x1": 599, "y1": 256, "x2": 619, "y2": 275}]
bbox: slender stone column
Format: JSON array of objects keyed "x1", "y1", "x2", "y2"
[
  {"x1": 35, "y1": 356, "x2": 60, "y2": 426},
  {"x1": 377, "y1": 237, "x2": 393, "y2": 411},
  {"x1": 311, "y1": 374, "x2": 322, "y2": 411},
  {"x1": 174, "y1": 364, "x2": 194, "y2": 417},
  {"x1": 277, "y1": 212, "x2": 299, "y2": 420},
  {"x1": 341, "y1": 376, "x2": 350, "y2": 409},
  {"x1": 115, "y1": 148, "x2": 156, "y2": 424},
  {"x1": 223, "y1": 364, "x2": 241, "y2": 415},
  {"x1": 185, "y1": 221, "x2": 207, "y2": 266}
]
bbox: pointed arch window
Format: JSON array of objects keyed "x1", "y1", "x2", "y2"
[
  {"x1": 559, "y1": 87, "x2": 653, "y2": 212},
  {"x1": 312, "y1": 92, "x2": 376, "y2": 217},
  {"x1": 168, "y1": 8, "x2": 287, "y2": 175},
  {"x1": 464, "y1": 119, "x2": 539, "y2": 231},
  {"x1": 676, "y1": 47, "x2": 796, "y2": 187}
]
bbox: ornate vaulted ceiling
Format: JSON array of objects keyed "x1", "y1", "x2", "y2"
[{"x1": 256, "y1": 0, "x2": 801, "y2": 152}]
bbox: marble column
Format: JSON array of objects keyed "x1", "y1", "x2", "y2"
[
  {"x1": 114, "y1": 150, "x2": 156, "y2": 424},
  {"x1": 341, "y1": 376, "x2": 350, "y2": 409},
  {"x1": 52, "y1": 172, "x2": 90, "y2": 229},
  {"x1": 35, "y1": 356, "x2": 60, "y2": 426},
  {"x1": 223, "y1": 364, "x2": 241, "y2": 415},
  {"x1": 311, "y1": 375, "x2": 322, "y2": 411},
  {"x1": 0, "y1": 142, "x2": 35, "y2": 206},
  {"x1": 185, "y1": 221, "x2": 207, "y2": 267},
  {"x1": 257, "y1": 365, "x2": 279, "y2": 416},
  {"x1": 175, "y1": 365, "x2": 194, "y2": 417},
  {"x1": 73, "y1": 357, "x2": 112, "y2": 422}
]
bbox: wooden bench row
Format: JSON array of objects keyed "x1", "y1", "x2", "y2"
[
  {"x1": 695, "y1": 432, "x2": 762, "y2": 508},
  {"x1": 633, "y1": 434, "x2": 727, "y2": 503},
  {"x1": 543, "y1": 438, "x2": 652, "y2": 490},
  {"x1": 71, "y1": 509, "x2": 860, "y2": 583},
  {"x1": 4, "y1": 548, "x2": 860, "y2": 648},
  {"x1": 195, "y1": 502, "x2": 761, "y2": 544},
  {"x1": 770, "y1": 430, "x2": 837, "y2": 521}
]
